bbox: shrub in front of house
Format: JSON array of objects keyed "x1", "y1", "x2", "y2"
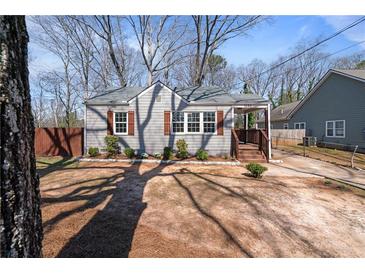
[
  {"x1": 124, "y1": 147, "x2": 135, "y2": 159},
  {"x1": 88, "y1": 147, "x2": 99, "y2": 157},
  {"x1": 104, "y1": 135, "x2": 119, "y2": 156},
  {"x1": 140, "y1": 152, "x2": 149, "y2": 159},
  {"x1": 153, "y1": 152, "x2": 162, "y2": 159},
  {"x1": 196, "y1": 149, "x2": 208, "y2": 161},
  {"x1": 176, "y1": 139, "x2": 189, "y2": 159},
  {"x1": 163, "y1": 147, "x2": 173, "y2": 160},
  {"x1": 245, "y1": 163, "x2": 268, "y2": 178}
]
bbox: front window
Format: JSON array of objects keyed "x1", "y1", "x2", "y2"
[
  {"x1": 294, "y1": 122, "x2": 306, "y2": 129},
  {"x1": 172, "y1": 112, "x2": 184, "y2": 133},
  {"x1": 203, "y1": 112, "x2": 216, "y2": 133},
  {"x1": 114, "y1": 112, "x2": 127, "y2": 134},
  {"x1": 187, "y1": 112, "x2": 201, "y2": 133},
  {"x1": 326, "y1": 120, "x2": 345, "y2": 138},
  {"x1": 283, "y1": 123, "x2": 289, "y2": 129}
]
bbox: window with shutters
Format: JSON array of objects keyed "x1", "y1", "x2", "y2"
[
  {"x1": 171, "y1": 111, "x2": 218, "y2": 134},
  {"x1": 114, "y1": 112, "x2": 128, "y2": 134},
  {"x1": 203, "y1": 112, "x2": 216, "y2": 133},
  {"x1": 172, "y1": 112, "x2": 184, "y2": 133}
]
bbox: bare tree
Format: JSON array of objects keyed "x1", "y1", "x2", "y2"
[
  {"x1": 127, "y1": 16, "x2": 192, "y2": 85},
  {"x1": 191, "y1": 16, "x2": 266, "y2": 86},
  {"x1": 0, "y1": 15, "x2": 43, "y2": 257}
]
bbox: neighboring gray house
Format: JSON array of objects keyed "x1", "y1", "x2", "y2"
[
  {"x1": 85, "y1": 81, "x2": 272, "y2": 160},
  {"x1": 261, "y1": 69, "x2": 365, "y2": 151},
  {"x1": 257, "y1": 101, "x2": 300, "y2": 129}
]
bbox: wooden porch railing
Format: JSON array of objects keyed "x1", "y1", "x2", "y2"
[
  {"x1": 233, "y1": 128, "x2": 270, "y2": 162},
  {"x1": 231, "y1": 129, "x2": 240, "y2": 159}
]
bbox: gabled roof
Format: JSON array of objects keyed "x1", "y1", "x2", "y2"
[
  {"x1": 287, "y1": 69, "x2": 365, "y2": 119},
  {"x1": 257, "y1": 101, "x2": 299, "y2": 123},
  {"x1": 85, "y1": 81, "x2": 269, "y2": 106}
]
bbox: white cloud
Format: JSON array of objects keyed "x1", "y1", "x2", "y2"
[{"x1": 323, "y1": 16, "x2": 365, "y2": 48}]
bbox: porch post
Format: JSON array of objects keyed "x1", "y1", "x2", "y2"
[
  {"x1": 245, "y1": 113, "x2": 248, "y2": 143},
  {"x1": 265, "y1": 104, "x2": 272, "y2": 160}
]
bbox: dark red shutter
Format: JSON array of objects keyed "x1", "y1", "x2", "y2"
[
  {"x1": 164, "y1": 111, "x2": 170, "y2": 135},
  {"x1": 217, "y1": 110, "x2": 224, "y2": 135},
  {"x1": 107, "y1": 110, "x2": 113, "y2": 135},
  {"x1": 128, "y1": 111, "x2": 134, "y2": 136}
]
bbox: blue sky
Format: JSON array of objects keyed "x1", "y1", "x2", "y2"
[
  {"x1": 218, "y1": 15, "x2": 365, "y2": 66},
  {"x1": 28, "y1": 15, "x2": 365, "y2": 77}
]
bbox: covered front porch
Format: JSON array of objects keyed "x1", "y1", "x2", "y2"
[{"x1": 231, "y1": 104, "x2": 271, "y2": 162}]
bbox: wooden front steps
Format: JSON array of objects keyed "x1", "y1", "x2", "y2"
[{"x1": 237, "y1": 143, "x2": 266, "y2": 163}]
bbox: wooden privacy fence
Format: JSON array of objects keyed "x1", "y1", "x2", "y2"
[
  {"x1": 271, "y1": 129, "x2": 306, "y2": 147},
  {"x1": 35, "y1": 128, "x2": 84, "y2": 157}
]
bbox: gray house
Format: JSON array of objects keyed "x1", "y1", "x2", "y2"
[
  {"x1": 85, "y1": 81, "x2": 272, "y2": 161},
  {"x1": 260, "y1": 69, "x2": 365, "y2": 151},
  {"x1": 257, "y1": 101, "x2": 300, "y2": 129}
]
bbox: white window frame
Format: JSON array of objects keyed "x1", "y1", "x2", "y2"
[
  {"x1": 171, "y1": 111, "x2": 217, "y2": 135},
  {"x1": 283, "y1": 123, "x2": 289, "y2": 129},
  {"x1": 325, "y1": 120, "x2": 345, "y2": 138},
  {"x1": 294, "y1": 122, "x2": 306, "y2": 130},
  {"x1": 113, "y1": 112, "x2": 128, "y2": 135}
]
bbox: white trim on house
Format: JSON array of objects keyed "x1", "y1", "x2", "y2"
[
  {"x1": 288, "y1": 69, "x2": 365, "y2": 119},
  {"x1": 127, "y1": 81, "x2": 189, "y2": 105},
  {"x1": 294, "y1": 122, "x2": 306, "y2": 129},
  {"x1": 170, "y1": 111, "x2": 218, "y2": 135},
  {"x1": 325, "y1": 120, "x2": 345, "y2": 138},
  {"x1": 113, "y1": 111, "x2": 128, "y2": 135}
]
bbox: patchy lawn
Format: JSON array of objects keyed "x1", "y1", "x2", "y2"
[
  {"x1": 38, "y1": 159, "x2": 365, "y2": 258},
  {"x1": 275, "y1": 144, "x2": 365, "y2": 170}
]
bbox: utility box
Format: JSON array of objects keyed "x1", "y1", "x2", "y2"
[{"x1": 303, "y1": 136, "x2": 317, "y2": 147}]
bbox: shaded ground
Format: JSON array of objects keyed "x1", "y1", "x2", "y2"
[
  {"x1": 39, "y1": 157, "x2": 365, "y2": 258},
  {"x1": 276, "y1": 144, "x2": 365, "y2": 170}
]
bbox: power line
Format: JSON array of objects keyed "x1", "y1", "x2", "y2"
[
  {"x1": 233, "y1": 39, "x2": 365, "y2": 89},
  {"x1": 241, "y1": 16, "x2": 365, "y2": 84}
]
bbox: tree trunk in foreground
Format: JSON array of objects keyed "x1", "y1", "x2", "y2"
[{"x1": 0, "y1": 16, "x2": 43, "y2": 257}]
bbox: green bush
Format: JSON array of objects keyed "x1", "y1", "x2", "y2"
[
  {"x1": 163, "y1": 147, "x2": 173, "y2": 160},
  {"x1": 124, "y1": 147, "x2": 135, "y2": 159},
  {"x1": 104, "y1": 135, "x2": 119, "y2": 156},
  {"x1": 153, "y1": 152, "x2": 162, "y2": 159},
  {"x1": 196, "y1": 149, "x2": 208, "y2": 161},
  {"x1": 88, "y1": 147, "x2": 99, "y2": 157},
  {"x1": 140, "y1": 152, "x2": 149, "y2": 159},
  {"x1": 245, "y1": 163, "x2": 268, "y2": 178},
  {"x1": 176, "y1": 139, "x2": 189, "y2": 159}
]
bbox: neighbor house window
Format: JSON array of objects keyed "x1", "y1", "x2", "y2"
[
  {"x1": 172, "y1": 112, "x2": 184, "y2": 133},
  {"x1": 203, "y1": 112, "x2": 216, "y2": 133},
  {"x1": 326, "y1": 120, "x2": 345, "y2": 138},
  {"x1": 294, "y1": 122, "x2": 306, "y2": 129},
  {"x1": 187, "y1": 112, "x2": 201, "y2": 133},
  {"x1": 114, "y1": 112, "x2": 127, "y2": 134},
  {"x1": 283, "y1": 123, "x2": 289, "y2": 129}
]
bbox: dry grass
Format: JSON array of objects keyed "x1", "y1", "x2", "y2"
[
  {"x1": 39, "y1": 160, "x2": 365, "y2": 258},
  {"x1": 276, "y1": 145, "x2": 365, "y2": 170}
]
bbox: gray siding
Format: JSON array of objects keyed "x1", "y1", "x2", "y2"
[
  {"x1": 86, "y1": 84, "x2": 233, "y2": 156},
  {"x1": 257, "y1": 120, "x2": 288, "y2": 129},
  {"x1": 289, "y1": 73, "x2": 365, "y2": 149}
]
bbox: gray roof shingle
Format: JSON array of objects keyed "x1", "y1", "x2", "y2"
[
  {"x1": 85, "y1": 82, "x2": 269, "y2": 105},
  {"x1": 258, "y1": 101, "x2": 300, "y2": 123},
  {"x1": 333, "y1": 69, "x2": 365, "y2": 80}
]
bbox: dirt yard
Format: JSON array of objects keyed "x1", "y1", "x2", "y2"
[{"x1": 39, "y1": 159, "x2": 365, "y2": 258}]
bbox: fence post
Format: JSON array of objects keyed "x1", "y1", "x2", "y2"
[
  {"x1": 351, "y1": 145, "x2": 358, "y2": 169},
  {"x1": 303, "y1": 137, "x2": 306, "y2": 157}
]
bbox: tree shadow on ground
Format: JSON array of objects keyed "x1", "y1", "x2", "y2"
[{"x1": 51, "y1": 163, "x2": 168, "y2": 258}]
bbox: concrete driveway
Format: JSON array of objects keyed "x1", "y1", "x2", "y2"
[{"x1": 272, "y1": 149, "x2": 365, "y2": 189}]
